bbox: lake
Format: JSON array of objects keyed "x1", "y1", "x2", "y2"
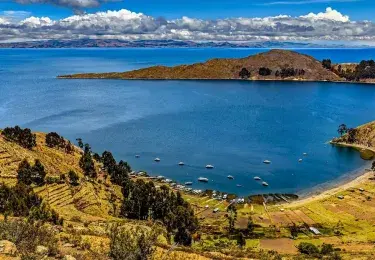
[{"x1": 1, "y1": 48, "x2": 375, "y2": 196}]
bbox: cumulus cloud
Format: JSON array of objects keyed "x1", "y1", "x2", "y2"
[{"x1": 0, "y1": 7, "x2": 375, "y2": 43}]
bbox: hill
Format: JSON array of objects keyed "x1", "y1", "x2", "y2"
[{"x1": 59, "y1": 49, "x2": 341, "y2": 81}]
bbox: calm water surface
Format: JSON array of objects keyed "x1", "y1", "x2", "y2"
[{"x1": 1, "y1": 48, "x2": 375, "y2": 196}]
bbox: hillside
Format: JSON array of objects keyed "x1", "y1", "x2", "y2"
[
  {"x1": 331, "y1": 121, "x2": 375, "y2": 160},
  {"x1": 59, "y1": 50, "x2": 341, "y2": 81},
  {"x1": 3, "y1": 127, "x2": 375, "y2": 259},
  {"x1": 0, "y1": 132, "x2": 122, "y2": 220}
]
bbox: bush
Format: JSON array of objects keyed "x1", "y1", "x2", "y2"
[
  {"x1": 321, "y1": 243, "x2": 334, "y2": 255},
  {"x1": 297, "y1": 242, "x2": 319, "y2": 255},
  {"x1": 109, "y1": 224, "x2": 161, "y2": 260},
  {"x1": 68, "y1": 170, "x2": 79, "y2": 186},
  {"x1": 239, "y1": 68, "x2": 251, "y2": 79},
  {"x1": 45, "y1": 132, "x2": 65, "y2": 149},
  {"x1": 0, "y1": 220, "x2": 58, "y2": 256}
]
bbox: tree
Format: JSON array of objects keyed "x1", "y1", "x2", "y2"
[
  {"x1": 68, "y1": 170, "x2": 79, "y2": 186},
  {"x1": 17, "y1": 159, "x2": 33, "y2": 186},
  {"x1": 247, "y1": 217, "x2": 255, "y2": 234},
  {"x1": 102, "y1": 151, "x2": 117, "y2": 174},
  {"x1": 320, "y1": 243, "x2": 334, "y2": 255},
  {"x1": 289, "y1": 223, "x2": 299, "y2": 238},
  {"x1": 239, "y1": 68, "x2": 251, "y2": 79},
  {"x1": 65, "y1": 141, "x2": 74, "y2": 154},
  {"x1": 45, "y1": 132, "x2": 65, "y2": 149},
  {"x1": 259, "y1": 67, "x2": 272, "y2": 76},
  {"x1": 76, "y1": 138, "x2": 83, "y2": 149},
  {"x1": 347, "y1": 128, "x2": 358, "y2": 143},
  {"x1": 2, "y1": 126, "x2": 36, "y2": 150},
  {"x1": 237, "y1": 232, "x2": 246, "y2": 248},
  {"x1": 175, "y1": 227, "x2": 192, "y2": 246},
  {"x1": 322, "y1": 59, "x2": 332, "y2": 70},
  {"x1": 31, "y1": 159, "x2": 46, "y2": 186},
  {"x1": 337, "y1": 124, "x2": 348, "y2": 136},
  {"x1": 79, "y1": 144, "x2": 96, "y2": 178},
  {"x1": 93, "y1": 153, "x2": 101, "y2": 162},
  {"x1": 227, "y1": 204, "x2": 237, "y2": 233}
]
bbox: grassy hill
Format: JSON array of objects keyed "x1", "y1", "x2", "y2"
[
  {"x1": 59, "y1": 50, "x2": 341, "y2": 81},
  {"x1": 0, "y1": 132, "x2": 122, "y2": 220}
]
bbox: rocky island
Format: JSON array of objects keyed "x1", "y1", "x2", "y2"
[{"x1": 58, "y1": 49, "x2": 375, "y2": 84}]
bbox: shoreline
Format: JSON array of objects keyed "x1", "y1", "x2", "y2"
[
  {"x1": 286, "y1": 141, "x2": 375, "y2": 207},
  {"x1": 57, "y1": 76, "x2": 375, "y2": 85}
]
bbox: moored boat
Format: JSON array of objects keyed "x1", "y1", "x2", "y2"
[
  {"x1": 254, "y1": 176, "x2": 261, "y2": 181},
  {"x1": 198, "y1": 177, "x2": 209, "y2": 182},
  {"x1": 263, "y1": 160, "x2": 271, "y2": 164},
  {"x1": 262, "y1": 181, "x2": 269, "y2": 186},
  {"x1": 185, "y1": 181, "x2": 193, "y2": 185},
  {"x1": 206, "y1": 164, "x2": 214, "y2": 169},
  {"x1": 227, "y1": 175, "x2": 234, "y2": 179},
  {"x1": 154, "y1": 157, "x2": 161, "y2": 162},
  {"x1": 178, "y1": 162, "x2": 185, "y2": 166}
]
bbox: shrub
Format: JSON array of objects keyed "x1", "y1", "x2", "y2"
[
  {"x1": 321, "y1": 243, "x2": 334, "y2": 255},
  {"x1": 45, "y1": 132, "x2": 65, "y2": 148},
  {"x1": 17, "y1": 159, "x2": 46, "y2": 186},
  {"x1": 297, "y1": 242, "x2": 319, "y2": 255},
  {"x1": 109, "y1": 224, "x2": 161, "y2": 260},
  {"x1": 68, "y1": 170, "x2": 79, "y2": 186},
  {"x1": 239, "y1": 68, "x2": 251, "y2": 79},
  {"x1": 0, "y1": 220, "x2": 58, "y2": 256}
]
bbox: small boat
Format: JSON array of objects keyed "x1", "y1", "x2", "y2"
[
  {"x1": 178, "y1": 162, "x2": 185, "y2": 166},
  {"x1": 227, "y1": 175, "x2": 234, "y2": 180},
  {"x1": 236, "y1": 184, "x2": 242, "y2": 187},
  {"x1": 206, "y1": 164, "x2": 214, "y2": 169},
  {"x1": 185, "y1": 182, "x2": 193, "y2": 186},
  {"x1": 262, "y1": 181, "x2": 269, "y2": 187},
  {"x1": 298, "y1": 159, "x2": 303, "y2": 162},
  {"x1": 135, "y1": 155, "x2": 140, "y2": 158},
  {"x1": 263, "y1": 160, "x2": 271, "y2": 164},
  {"x1": 303, "y1": 153, "x2": 308, "y2": 156},
  {"x1": 198, "y1": 177, "x2": 209, "y2": 182},
  {"x1": 254, "y1": 176, "x2": 261, "y2": 181},
  {"x1": 154, "y1": 158, "x2": 161, "y2": 162}
]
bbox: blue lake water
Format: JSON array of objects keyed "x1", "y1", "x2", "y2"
[{"x1": 1, "y1": 48, "x2": 375, "y2": 196}]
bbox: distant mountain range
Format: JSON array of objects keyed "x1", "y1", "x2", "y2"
[{"x1": 0, "y1": 39, "x2": 363, "y2": 48}]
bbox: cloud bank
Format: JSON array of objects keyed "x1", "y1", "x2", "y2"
[{"x1": 0, "y1": 7, "x2": 375, "y2": 43}]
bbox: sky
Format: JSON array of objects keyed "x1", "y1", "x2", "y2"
[{"x1": 0, "y1": 0, "x2": 375, "y2": 43}]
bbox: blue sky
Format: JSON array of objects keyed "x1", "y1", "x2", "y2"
[
  {"x1": 1, "y1": 0, "x2": 375, "y2": 44},
  {"x1": 0, "y1": 0, "x2": 373, "y2": 21}
]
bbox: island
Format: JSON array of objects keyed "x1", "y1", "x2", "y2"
[{"x1": 58, "y1": 49, "x2": 375, "y2": 84}]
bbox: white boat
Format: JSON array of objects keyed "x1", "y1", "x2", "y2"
[
  {"x1": 154, "y1": 158, "x2": 161, "y2": 162},
  {"x1": 178, "y1": 162, "x2": 185, "y2": 166},
  {"x1": 236, "y1": 184, "x2": 242, "y2": 187},
  {"x1": 254, "y1": 176, "x2": 261, "y2": 181},
  {"x1": 263, "y1": 160, "x2": 271, "y2": 164},
  {"x1": 262, "y1": 181, "x2": 269, "y2": 187},
  {"x1": 205, "y1": 164, "x2": 214, "y2": 169},
  {"x1": 198, "y1": 177, "x2": 209, "y2": 182},
  {"x1": 185, "y1": 182, "x2": 193, "y2": 186},
  {"x1": 303, "y1": 153, "x2": 308, "y2": 156},
  {"x1": 298, "y1": 159, "x2": 303, "y2": 162},
  {"x1": 227, "y1": 175, "x2": 234, "y2": 179},
  {"x1": 135, "y1": 155, "x2": 140, "y2": 158}
]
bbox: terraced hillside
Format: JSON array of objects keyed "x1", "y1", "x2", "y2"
[{"x1": 0, "y1": 131, "x2": 122, "y2": 220}]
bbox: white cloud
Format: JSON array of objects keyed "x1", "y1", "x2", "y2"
[
  {"x1": 0, "y1": 7, "x2": 374, "y2": 42},
  {"x1": 301, "y1": 7, "x2": 350, "y2": 22}
]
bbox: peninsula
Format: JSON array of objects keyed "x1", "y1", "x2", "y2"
[{"x1": 58, "y1": 49, "x2": 375, "y2": 83}]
